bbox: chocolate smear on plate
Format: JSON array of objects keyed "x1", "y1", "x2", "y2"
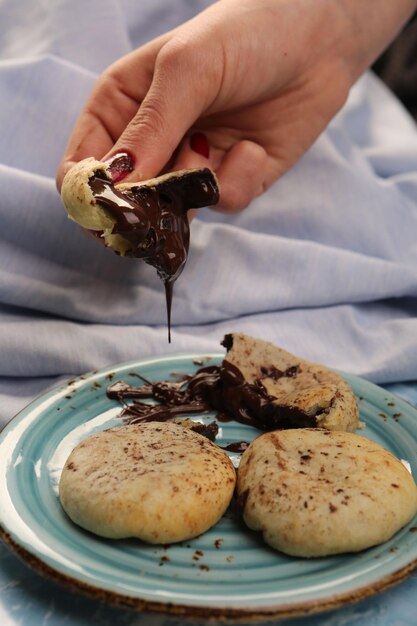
[{"x1": 107, "y1": 360, "x2": 315, "y2": 439}]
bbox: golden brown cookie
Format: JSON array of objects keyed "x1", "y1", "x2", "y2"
[
  {"x1": 59, "y1": 422, "x2": 236, "y2": 543},
  {"x1": 223, "y1": 333, "x2": 359, "y2": 432},
  {"x1": 237, "y1": 428, "x2": 417, "y2": 557}
]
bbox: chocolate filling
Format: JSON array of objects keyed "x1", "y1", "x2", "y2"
[{"x1": 88, "y1": 168, "x2": 219, "y2": 342}]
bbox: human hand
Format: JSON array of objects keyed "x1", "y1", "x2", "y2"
[{"x1": 57, "y1": 0, "x2": 417, "y2": 212}]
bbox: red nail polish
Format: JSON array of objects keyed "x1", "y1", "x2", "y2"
[
  {"x1": 105, "y1": 151, "x2": 134, "y2": 183},
  {"x1": 190, "y1": 132, "x2": 210, "y2": 159}
]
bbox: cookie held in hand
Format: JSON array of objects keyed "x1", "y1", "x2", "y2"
[
  {"x1": 59, "y1": 422, "x2": 236, "y2": 543},
  {"x1": 60, "y1": 157, "x2": 219, "y2": 282},
  {"x1": 237, "y1": 428, "x2": 417, "y2": 557}
]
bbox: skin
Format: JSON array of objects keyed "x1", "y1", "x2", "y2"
[{"x1": 56, "y1": 0, "x2": 417, "y2": 213}]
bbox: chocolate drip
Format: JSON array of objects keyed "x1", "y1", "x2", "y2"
[{"x1": 88, "y1": 168, "x2": 219, "y2": 342}]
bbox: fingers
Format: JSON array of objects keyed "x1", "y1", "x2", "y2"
[
  {"x1": 56, "y1": 34, "x2": 171, "y2": 190},
  {"x1": 56, "y1": 72, "x2": 142, "y2": 190},
  {"x1": 100, "y1": 38, "x2": 223, "y2": 183},
  {"x1": 57, "y1": 34, "x2": 222, "y2": 191},
  {"x1": 56, "y1": 113, "x2": 112, "y2": 191},
  {"x1": 171, "y1": 132, "x2": 211, "y2": 170},
  {"x1": 172, "y1": 135, "x2": 268, "y2": 214},
  {"x1": 214, "y1": 140, "x2": 268, "y2": 213},
  {"x1": 56, "y1": 5, "x2": 270, "y2": 212}
]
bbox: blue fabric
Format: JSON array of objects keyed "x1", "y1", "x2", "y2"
[
  {"x1": 0, "y1": 0, "x2": 416, "y2": 430},
  {"x1": 1, "y1": 4, "x2": 417, "y2": 625}
]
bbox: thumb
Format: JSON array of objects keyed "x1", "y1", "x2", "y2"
[{"x1": 103, "y1": 42, "x2": 216, "y2": 181}]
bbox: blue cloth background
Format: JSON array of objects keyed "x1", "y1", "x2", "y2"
[
  {"x1": 1, "y1": 2, "x2": 417, "y2": 625},
  {"x1": 0, "y1": 0, "x2": 417, "y2": 423}
]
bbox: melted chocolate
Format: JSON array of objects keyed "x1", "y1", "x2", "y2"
[
  {"x1": 260, "y1": 364, "x2": 299, "y2": 380},
  {"x1": 189, "y1": 420, "x2": 219, "y2": 441},
  {"x1": 89, "y1": 168, "x2": 219, "y2": 342},
  {"x1": 107, "y1": 360, "x2": 316, "y2": 435},
  {"x1": 189, "y1": 361, "x2": 315, "y2": 430},
  {"x1": 221, "y1": 441, "x2": 250, "y2": 453}
]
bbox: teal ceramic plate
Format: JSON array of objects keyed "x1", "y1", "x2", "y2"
[{"x1": 1, "y1": 354, "x2": 417, "y2": 624}]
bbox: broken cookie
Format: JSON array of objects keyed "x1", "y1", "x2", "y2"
[
  {"x1": 61, "y1": 156, "x2": 219, "y2": 340},
  {"x1": 219, "y1": 333, "x2": 359, "y2": 432}
]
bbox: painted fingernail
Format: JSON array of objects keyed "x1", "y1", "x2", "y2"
[
  {"x1": 105, "y1": 151, "x2": 135, "y2": 183},
  {"x1": 190, "y1": 132, "x2": 210, "y2": 159}
]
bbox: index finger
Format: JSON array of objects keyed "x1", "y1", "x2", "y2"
[
  {"x1": 56, "y1": 75, "x2": 140, "y2": 190},
  {"x1": 56, "y1": 33, "x2": 175, "y2": 190}
]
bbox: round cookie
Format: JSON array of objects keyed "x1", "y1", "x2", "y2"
[
  {"x1": 59, "y1": 422, "x2": 236, "y2": 543},
  {"x1": 237, "y1": 428, "x2": 417, "y2": 557}
]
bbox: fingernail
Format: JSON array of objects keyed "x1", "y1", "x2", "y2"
[
  {"x1": 105, "y1": 151, "x2": 135, "y2": 183},
  {"x1": 190, "y1": 132, "x2": 210, "y2": 159}
]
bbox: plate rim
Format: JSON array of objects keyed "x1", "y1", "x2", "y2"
[
  {"x1": 1, "y1": 523, "x2": 417, "y2": 624},
  {"x1": 1, "y1": 352, "x2": 417, "y2": 622}
]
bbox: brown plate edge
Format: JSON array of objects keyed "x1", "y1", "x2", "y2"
[{"x1": 1, "y1": 524, "x2": 417, "y2": 625}]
